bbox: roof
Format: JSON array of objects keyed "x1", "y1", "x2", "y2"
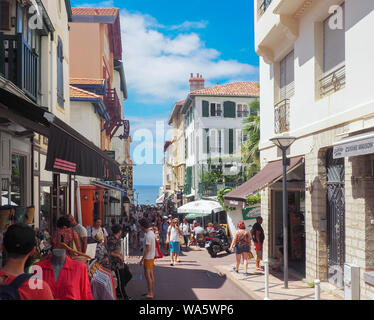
[
  {"x1": 190, "y1": 81, "x2": 260, "y2": 97},
  {"x1": 70, "y1": 78, "x2": 105, "y2": 85},
  {"x1": 224, "y1": 156, "x2": 304, "y2": 202},
  {"x1": 71, "y1": 8, "x2": 119, "y2": 16},
  {"x1": 168, "y1": 100, "x2": 185, "y2": 125},
  {"x1": 69, "y1": 86, "x2": 103, "y2": 99}
]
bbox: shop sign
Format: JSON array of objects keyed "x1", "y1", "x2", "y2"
[
  {"x1": 334, "y1": 137, "x2": 374, "y2": 159},
  {"x1": 242, "y1": 206, "x2": 261, "y2": 221},
  {"x1": 224, "y1": 199, "x2": 245, "y2": 209},
  {"x1": 123, "y1": 120, "x2": 130, "y2": 140}
]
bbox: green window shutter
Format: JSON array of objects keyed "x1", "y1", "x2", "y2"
[
  {"x1": 229, "y1": 129, "x2": 234, "y2": 154},
  {"x1": 202, "y1": 100, "x2": 210, "y2": 117},
  {"x1": 224, "y1": 101, "x2": 236, "y2": 118},
  {"x1": 185, "y1": 137, "x2": 188, "y2": 159},
  {"x1": 202, "y1": 129, "x2": 208, "y2": 154},
  {"x1": 186, "y1": 167, "x2": 192, "y2": 185}
]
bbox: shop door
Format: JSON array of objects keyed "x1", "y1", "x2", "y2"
[{"x1": 326, "y1": 148, "x2": 345, "y2": 289}]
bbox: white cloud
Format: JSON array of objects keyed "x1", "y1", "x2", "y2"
[
  {"x1": 169, "y1": 20, "x2": 209, "y2": 31},
  {"x1": 120, "y1": 10, "x2": 258, "y2": 102}
]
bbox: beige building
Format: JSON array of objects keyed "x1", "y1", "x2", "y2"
[
  {"x1": 165, "y1": 100, "x2": 186, "y2": 206},
  {"x1": 226, "y1": 0, "x2": 374, "y2": 299}
]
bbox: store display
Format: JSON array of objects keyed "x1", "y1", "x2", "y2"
[
  {"x1": 35, "y1": 250, "x2": 93, "y2": 300},
  {"x1": 24, "y1": 206, "x2": 35, "y2": 225},
  {"x1": 88, "y1": 260, "x2": 116, "y2": 300}
]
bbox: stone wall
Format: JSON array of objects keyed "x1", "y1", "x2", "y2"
[{"x1": 346, "y1": 155, "x2": 374, "y2": 299}]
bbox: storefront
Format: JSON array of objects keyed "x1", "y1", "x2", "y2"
[
  {"x1": 333, "y1": 131, "x2": 374, "y2": 294},
  {"x1": 0, "y1": 78, "x2": 121, "y2": 241},
  {"x1": 224, "y1": 156, "x2": 306, "y2": 275}
]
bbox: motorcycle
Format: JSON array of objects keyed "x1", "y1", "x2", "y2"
[{"x1": 205, "y1": 227, "x2": 231, "y2": 258}]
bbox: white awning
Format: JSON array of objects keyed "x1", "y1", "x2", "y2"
[
  {"x1": 177, "y1": 200, "x2": 223, "y2": 215},
  {"x1": 156, "y1": 194, "x2": 164, "y2": 204},
  {"x1": 333, "y1": 131, "x2": 374, "y2": 159}
]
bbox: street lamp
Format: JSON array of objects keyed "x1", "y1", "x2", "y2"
[{"x1": 270, "y1": 136, "x2": 297, "y2": 289}]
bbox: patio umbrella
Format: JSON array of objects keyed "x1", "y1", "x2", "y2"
[{"x1": 177, "y1": 200, "x2": 223, "y2": 219}]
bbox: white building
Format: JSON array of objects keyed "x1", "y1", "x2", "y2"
[
  {"x1": 246, "y1": 0, "x2": 374, "y2": 299},
  {"x1": 181, "y1": 74, "x2": 260, "y2": 201}
]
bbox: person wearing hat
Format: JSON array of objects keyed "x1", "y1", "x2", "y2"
[{"x1": 0, "y1": 224, "x2": 54, "y2": 300}]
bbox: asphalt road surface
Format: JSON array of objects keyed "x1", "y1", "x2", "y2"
[{"x1": 125, "y1": 246, "x2": 252, "y2": 300}]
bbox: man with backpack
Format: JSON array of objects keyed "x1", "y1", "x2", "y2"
[{"x1": 0, "y1": 224, "x2": 54, "y2": 300}]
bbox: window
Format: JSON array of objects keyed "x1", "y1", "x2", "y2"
[
  {"x1": 280, "y1": 50, "x2": 294, "y2": 101},
  {"x1": 0, "y1": 0, "x2": 10, "y2": 30},
  {"x1": 323, "y1": 3, "x2": 345, "y2": 75},
  {"x1": 40, "y1": 186, "x2": 51, "y2": 232},
  {"x1": 57, "y1": 37, "x2": 64, "y2": 108},
  {"x1": 319, "y1": 3, "x2": 346, "y2": 97},
  {"x1": 210, "y1": 103, "x2": 222, "y2": 117},
  {"x1": 237, "y1": 104, "x2": 249, "y2": 118},
  {"x1": 11, "y1": 154, "x2": 26, "y2": 206}
]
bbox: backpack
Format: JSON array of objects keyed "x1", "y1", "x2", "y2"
[{"x1": 0, "y1": 273, "x2": 33, "y2": 300}]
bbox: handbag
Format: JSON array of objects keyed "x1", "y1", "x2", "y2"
[
  {"x1": 179, "y1": 235, "x2": 185, "y2": 245},
  {"x1": 155, "y1": 241, "x2": 163, "y2": 259}
]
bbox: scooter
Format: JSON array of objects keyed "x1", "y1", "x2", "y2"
[{"x1": 205, "y1": 227, "x2": 231, "y2": 258}]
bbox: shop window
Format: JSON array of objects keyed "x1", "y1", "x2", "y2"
[
  {"x1": 40, "y1": 186, "x2": 51, "y2": 231},
  {"x1": 11, "y1": 154, "x2": 26, "y2": 206}
]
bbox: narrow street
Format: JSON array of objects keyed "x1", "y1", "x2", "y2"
[{"x1": 126, "y1": 246, "x2": 252, "y2": 300}]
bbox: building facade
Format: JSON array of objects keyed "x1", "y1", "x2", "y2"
[
  {"x1": 69, "y1": 7, "x2": 131, "y2": 226},
  {"x1": 252, "y1": 0, "x2": 374, "y2": 299},
  {"x1": 181, "y1": 74, "x2": 260, "y2": 202}
]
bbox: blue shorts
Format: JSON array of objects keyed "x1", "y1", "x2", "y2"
[
  {"x1": 170, "y1": 241, "x2": 181, "y2": 254},
  {"x1": 235, "y1": 245, "x2": 250, "y2": 255}
]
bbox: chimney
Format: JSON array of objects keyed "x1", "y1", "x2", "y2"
[{"x1": 189, "y1": 73, "x2": 205, "y2": 92}]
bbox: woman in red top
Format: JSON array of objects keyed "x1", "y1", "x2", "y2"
[
  {"x1": 52, "y1": 216, "x2": 81, "y2": 254},
  {"x1": 229, "y1": 221, "x2": 252, "y2": 276}
]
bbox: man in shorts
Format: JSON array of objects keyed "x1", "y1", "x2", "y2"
[
  {"x1": 251, "y1": 217, "x2": 265, "y2": 271},
  {"x1": 139, "y1": 218, "x2": 156, "y2": 299}
]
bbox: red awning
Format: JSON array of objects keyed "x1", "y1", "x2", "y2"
[{"x1": 224, "y1": 156, "x2": 304, "y2": 202}]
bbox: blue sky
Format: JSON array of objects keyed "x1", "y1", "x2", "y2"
[{"x1": 71, "y1": 0, "x2": 259, "y2": 186}]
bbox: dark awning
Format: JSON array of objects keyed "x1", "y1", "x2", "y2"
[
  {"x1": 0, "y1": 78, "x2": 121, "y2": 181},
  {"x1": 224, "y1": 156, "x2": 304, "y2": 207}
]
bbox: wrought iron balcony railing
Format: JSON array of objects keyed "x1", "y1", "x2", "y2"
[
  {"x1": 237, "y1": 110, "x2": 249, "y2": 118},
  {"x1": 198, "y1": 181, "x2": 245, "y2": 198},
  {"x1": 320, "y1": 65, "x2": 345, "y2": 97},
  {"x1": 258, "y1": 0, "x2": 273, "y2": 17},
  {"x1": 0, "y1": 33, "x2": 39, "y2": 101},
  {"x1": 104, "y1": 88, "x2": 123, "y2": 138},
  {"x1": 274, "y1": 99, "x2": 290, "y2": 134}
]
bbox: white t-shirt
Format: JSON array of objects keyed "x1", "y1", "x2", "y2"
[
  {"x1": 180, "y1": 223, "x2": 190, "y2": 236},
  {"x1": 168, "y1": 226, "x2": 181, "y2": 242},
  {"x1": 91, "y1": 227, "x2": 108, "y2": 238},
  {"x1": 144, "y1": 230, "x2": 156, "y2": 260}
]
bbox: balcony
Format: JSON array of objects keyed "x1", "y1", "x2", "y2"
[
  {"x1": 237, "y1": 110, "x2": 249, "y2": 118},
  {"x1": 0, "y1": 33, "x2": 39, "y2": 101},
  {"x1": 198, "y1": 181, "x2": 245, "y2": 198},
  {"x1": 319, "y1": 65, "x2": 345, "y2": 98},
  {"x1": 274, "y1": 99, "x2": 290, "y2": 134},
  {"x1": 104, "y1": 88, "x2": 123, "y2": 139}
]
